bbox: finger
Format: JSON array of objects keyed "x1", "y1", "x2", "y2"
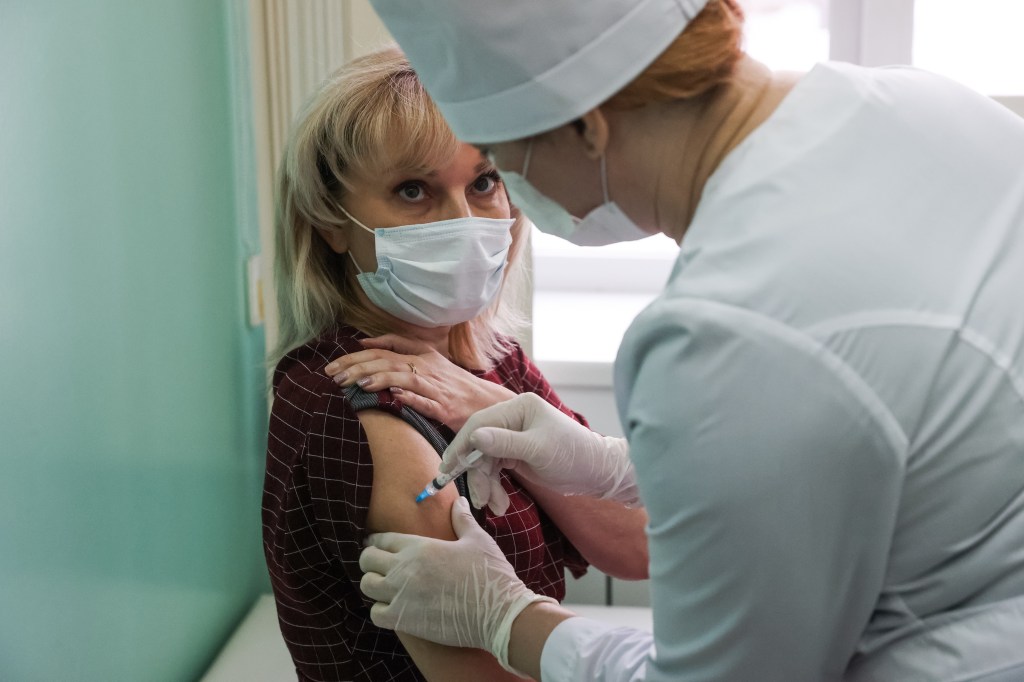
[
  {"x1": 359, "y1": 570, "x2": 395, "y2": 603},
  {"x1": 354, "y1": 369, "x2": 427, "y2": 392},
  {"x1": 449, "y1": 497, "x2": 482, "y2": 538},
  {"x1": 466, "y1": 468, "x2": 491, "y2": 510},
  {"x1": 340, "y1": 359, "x2": 422, "y2": 388},
  {"x1": 467, "y1": 426, "x2": 541, "y2": 464},
  {"x1": 323, "y1": 354, "x2": 352, "y2": 376},
  {"x1": 486, "y1": 480, "x2": 511, "y2": 517},
  {"x1": 390, "y1": 389, "x2": 444, "y2": 422},
  {"x1": 368, "y1": 601, "x2": 397, "y2": 630},
  {"x1": 324, "y1": 349, "x2": 393, "y2": 376},
  {"x1": 360, "y1": 333, "x2": 434, "y2": 356},
  {"x1": 440, "y1": 396, "x2": 532, "y2": 472},
  {"x1": 363, "y1": 531, "x2": 416, "y2": 554},
  {"x1": 358, "y1": 544, "x2": 398, "y2": 575}
]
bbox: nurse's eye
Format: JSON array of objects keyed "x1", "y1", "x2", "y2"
[
  {"x1": 471, "y1": 171, "x2": 501, "y2": 195},
  {"x1": 395, "y1": 181, "x2": 427, "y2": 203}
]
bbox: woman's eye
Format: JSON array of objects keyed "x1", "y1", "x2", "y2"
[
  {"x1": 396, "y1": 182, "x2": 426, "y2": 202},
  {"x1": 472, "y1": 172, "x2": 501, "y2": 194}
]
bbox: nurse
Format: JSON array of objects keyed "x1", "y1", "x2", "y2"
[{"x1": 357, "y1": 0, "x2": 1024, "y2": 679}]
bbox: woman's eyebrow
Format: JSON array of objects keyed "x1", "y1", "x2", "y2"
[
  {"x1": 387, "y1": 159, "x2": 493, "y2": 180},
  {"x1": 387, "y1": 165, "x2": 436, "y2": 178}
]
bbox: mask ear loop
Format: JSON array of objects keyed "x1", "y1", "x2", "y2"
[
  {"x1": 335, "y1": 204, "x2": 376, "y2": 274},
  {"x1": 520, "y1": 138, "x2": 534, "y2": 179},
  {"x1": 600, "y1": 153, "x2": 610, "y2": 205},
  {"x1": 348, "y1": 251, "x2": 365, "y2": 275},
  {"x1": 337, "y1": 204, "x2": 375, "y2": 234}
]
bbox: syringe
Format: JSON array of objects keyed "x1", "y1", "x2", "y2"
[{"x1": 415, "y1": 449, "x2": 484, "y2": 503}]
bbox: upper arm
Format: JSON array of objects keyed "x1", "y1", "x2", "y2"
[
  {"x1": 520, "y1": 483, "x2": 648, "y2": 580},
  {"x1": 616, "y1": 301, "x2": 905, "y2": 679},
  {"x1": 358, "y1": 408, "x2": 459, "y2": 538},
  {"x1": 356, "y1": 409, "x2": 525, "y2": 681}
]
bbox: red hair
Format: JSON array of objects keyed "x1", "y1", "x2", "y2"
[{"x1": 605, "y1": 0, "x2": 746, "y2": 109}]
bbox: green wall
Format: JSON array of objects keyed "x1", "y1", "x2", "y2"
[{"x1": 0, "y1": 1, "x2": 268, "y2": 679}]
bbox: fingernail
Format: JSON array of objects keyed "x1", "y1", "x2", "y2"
[
  {"x1": 333, "y1": 371, "x2": 349, "y2": 384},
  {"x1": 357, "y1": 377, "x2": 371, "y2": 388},
  {"x1": 325, "y1": 362, "x2": 338, "y2": 372},
  {"x1": 390, "y1": 387, "x2": 403, "y2": 395}
]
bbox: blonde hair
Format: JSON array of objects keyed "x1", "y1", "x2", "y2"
[
  {"x1": 605, "y1": 0, "x2": 746, "y2": 109},
  {"x1": 273, "y1": 45, "x2": 528, "y2": 368}
]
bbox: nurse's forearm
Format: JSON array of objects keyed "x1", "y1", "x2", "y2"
[
  {"x1": 508, "y1": 601, "x2": 576, "y2": 682},
  {"x1": 398, "y1": 632, "x2": 526, "y2": 682},
  {"x1": 520, "y1": 479, "x2": 649, "y2": 579}
]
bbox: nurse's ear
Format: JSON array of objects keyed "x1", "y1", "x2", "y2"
[
  {"x1": 575, "y1": 108, "x2": 610, "y2": 161},
  {"x1": 315, "y1": 225, "x2": 349, "y2": 255}
]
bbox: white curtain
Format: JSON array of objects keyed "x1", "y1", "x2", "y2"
[{"x1": 246, "y1": 0, "x2": 390, "y2": 355}]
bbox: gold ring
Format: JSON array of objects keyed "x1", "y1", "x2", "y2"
[{"x1": 407, "y1": 362, "x2": 417, "y2": 375}]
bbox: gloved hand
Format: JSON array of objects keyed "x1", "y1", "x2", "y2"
[
  {"x1": 443, "y1": 392, "x2": 639, "y2": 515},
  {"x1": 359, "y1": 497, "x2": 556, "y2": 674}
]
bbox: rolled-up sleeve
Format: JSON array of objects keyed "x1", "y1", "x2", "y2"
[{"x1": 540, "y1": 298, "x2": 907, "y2": 681}]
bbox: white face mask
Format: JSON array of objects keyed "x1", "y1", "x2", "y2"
[
  {"x1": 498, "y1": 138, "x2": 649, "y2": 247},
  {"x1": 339, "y1": 206, "x2": 514, "y2": 328}
]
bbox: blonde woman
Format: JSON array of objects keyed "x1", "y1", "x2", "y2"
[{"x1": 262, "y1": 46, "x2": 648, "y2": 682}]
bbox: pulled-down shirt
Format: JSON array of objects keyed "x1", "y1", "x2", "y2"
[{"x1": 264, "y1": 324, "x2": 588, "y2": 682}]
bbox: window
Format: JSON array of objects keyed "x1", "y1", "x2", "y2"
[
  {"x1": 532, "y1": 229, "x2": 679, "y2": 363},
  {"x1": 743, "y1": 0, "x2": 830, "y2": 71},
  {"x1": 913, "y1": 0, "x2": 1024, "y2": 96}
]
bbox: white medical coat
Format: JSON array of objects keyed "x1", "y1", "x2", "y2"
[{"x1": 541, "y1": 62, "x2": 1024, "y2": 681}]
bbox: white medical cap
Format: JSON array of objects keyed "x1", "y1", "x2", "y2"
[{"x1": 368, "y1": 0, "x2": 711, "y2": 143}]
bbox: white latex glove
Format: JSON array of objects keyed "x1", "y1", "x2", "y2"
[
  {"x1": 359, "y1": 497, "x2": 556, "y2": 675},
  {"x1": 444, "y1": 392, "x2": 638, "y2": 515}
]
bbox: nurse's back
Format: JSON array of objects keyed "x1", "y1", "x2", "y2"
[{"x1": 620, "y1": 61, "x2": 1024, "y2": 680}]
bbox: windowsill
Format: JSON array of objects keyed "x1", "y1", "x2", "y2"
[{"x1": 532, "y1": 290, "x2": 658, "y2": 388}]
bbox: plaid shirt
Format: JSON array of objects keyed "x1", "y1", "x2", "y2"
[{"x1": 263, "y1": 325, "x2": 589, "y2": 681}]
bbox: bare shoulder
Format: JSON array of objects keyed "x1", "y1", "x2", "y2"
[{"x1": 356, "y1": 409, "x2": 459, "y2": 539}]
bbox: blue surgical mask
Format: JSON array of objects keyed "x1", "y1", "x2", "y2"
[
  {"x1": 497, "y1": 139, "x2": 649, "y2": 247},
  {"x1": 339, "y1": 206, "x2": 514, "y2": 327}
]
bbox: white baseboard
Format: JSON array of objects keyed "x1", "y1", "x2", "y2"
[{"x1": 203, "y1": 594, "x2": 653, "y2": 681}]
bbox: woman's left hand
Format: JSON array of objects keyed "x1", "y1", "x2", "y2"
[{"x1": 324, "y1": 334, "x2": 516, "y2": 430}]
